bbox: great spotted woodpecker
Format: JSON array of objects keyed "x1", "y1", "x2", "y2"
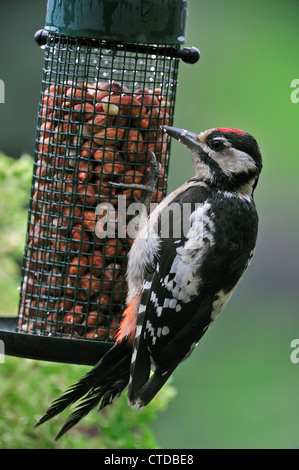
[{"x1": 36, "y1": 126, "x2": 262, "y2": 439}]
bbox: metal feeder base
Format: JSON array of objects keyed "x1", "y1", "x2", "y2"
[{"x1": 0, "y1": 317, "x2": 111, "y2": 365}]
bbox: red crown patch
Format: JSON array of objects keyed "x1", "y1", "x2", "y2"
[{"x1": 217, "y1": 128, "x2": 246, "y2": 135}]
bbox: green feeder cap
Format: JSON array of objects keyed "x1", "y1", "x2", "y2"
[{"x1": 44, "y1": 0, "x2": 189, "y2": 45}]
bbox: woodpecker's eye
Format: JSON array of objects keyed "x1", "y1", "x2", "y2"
[{"x1": 210, "y1": 140, "x2": 226, "y2": 151}]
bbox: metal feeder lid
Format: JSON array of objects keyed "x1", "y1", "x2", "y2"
[{"x1": 44, "y1": 0, "x2": 189, "y2": 45}]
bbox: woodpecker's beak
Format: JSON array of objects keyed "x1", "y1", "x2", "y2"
[{"x1": 162, "y1": 125, "x2": 200, "y2": 152}]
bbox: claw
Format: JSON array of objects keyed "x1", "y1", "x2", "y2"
[{"x1": 109, "y1": 151, "x2": 161, "y2": 214}]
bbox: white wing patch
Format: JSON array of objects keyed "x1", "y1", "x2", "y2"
[
  {"x1": 211, "y1": 288, "x2": 236, "y2": 321},
  {"x1": 161, "y1": 202, "x2": 215, "y2": 304},
  {"x1": 146, "y1": 319, "x2": 171, "y2": 347},
  {"x1": 126, "y1": 181, "x2": 207, "y2": 305}
]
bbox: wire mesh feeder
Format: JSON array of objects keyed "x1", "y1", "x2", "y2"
[{"x1": 0, "y1": 8, "x2": 199, "y2": 365}]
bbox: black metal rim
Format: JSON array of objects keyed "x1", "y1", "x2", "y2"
[
  {"x1": 34, "y1": 29, "x2": 200, "y2": 64},
  {"x1": 0, "y1": 317, "x2": 111, "y2": 366}
]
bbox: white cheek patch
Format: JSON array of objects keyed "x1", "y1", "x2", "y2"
[
  {"x1": 191, "y1": 149, "x2": 214, "y2": 182},
  {"x1": 212, "y1": 148, "x2": 257, "y2": 175},
  {"x1": 197, "y1": 132, "x2": 257, "y2": 177}
]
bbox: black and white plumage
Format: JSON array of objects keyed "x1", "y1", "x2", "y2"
[{"x1": 36, "y1": 126, "x2": 262, "y2": 439}]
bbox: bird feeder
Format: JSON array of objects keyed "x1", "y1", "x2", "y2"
[{"x1": 0, "y1": 0, "x2": 199, "y2": 366}]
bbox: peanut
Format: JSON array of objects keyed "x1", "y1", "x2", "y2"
[
  {"x1": 63, "y1": 305, "x2": 85, "y2": 334},
  {"x1": 86, "y1": 327, "x2": 107, "y2": 340},
  {"x1": 121, "y1": 188, "x2": 143, "y2": 204},
  {"x1": 147, "y1": 107, "x2": 170, "y2": 128},
  {"x1": 42, "y1": 85, "x2": 64, "y2": 109},
  {"x1": 122, "y1": 129, "x2": 143, "y2": 160},
  {"x1": 120, "y1": 95, "x2": 146, "y2": 118},
  {"x1": 134, "y1": 89, "x2": 160, "y2": 109},
  {"x1": 101, "y1": 95, "x2": 121, "y2": 115},
  {"x1": 38, "y1": 136, "x2": 53, "y2": 156},
  {"x1": 72, "y1": 102, "x2": 94, "y2": 121},
  {"x1": 79, "y1": 272, "x2": 101, "y2": 292},
  {"x1": 95, "y1": 182, "x2": 117, "y2": 204},
  {"x1": 121, "y1": 170, "x2": 144, "y2": 185},
  {"x1": 78, "y1": 160, "x2": 94, "y2": 183},
  {"x1": 69, "y1": 255, "x2": 89, "y2": 276},
  {"x1": 111, "y1": 274, "x2": 128, "y2": 303},
  {"x1": 54, "y1": 115, "x2": 78, "y2": 138},
  {"x1": 62, "y1": 204, "x2": 82, "y2": 225},
  {"x1": 102, "y1": 162, "x2": 126, "y2": 178},
  {"x1": 108, "y1": 317, "x2": 120, "y2": 340},
  {"x1": 103, "y1": 238, "x2": 123, "y2": 259},
  {"x1": 88, "y1": 250, "x2": 104, "y2": 277},
  {"x1": 40, "y1": 120, "x2": 54, "y2": 139},
  {"x1": 101, "y1": 263, "x2": 122, "y2": 291},
  {"x1": 77, "y1": 183, "x2": 98, "y2": 206},
  {"x1": 65, "y1": 84, "x2": 94, "y2": 103},
  {"x1": 54, "y1": 299, "x2": 73, "y2": 312},
  {"x1": 97, "y1": 293, "x2": 111, "y2": 311},
  {"x1": 86, "y1": 311, "x2": 106, "y2": 328},
  {"x1": 93, "y1": 146, "x2": 116, "y2": 162},
  {"x1": 93, "y1": 127, "x2": 125, "y2": 146},
  {"x1": 71, "y1": 224, "x2": 91, "y2": 253},
  {"x1": 97, "y1": 81, "x2": 129, "y2": 94},
  {"x1": 95, "y1": 90, "x2": 109, "y2": 102},
  {"x1": 82, "y1": 209, "x2": 97, "y2": 232},
  {"x1": 80, "y1": 140, "x2": 99, "y2": 159}
]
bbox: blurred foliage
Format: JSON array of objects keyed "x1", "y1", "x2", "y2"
[
  {"x1": 0, "y1": 154, "x2": 176, "y2": 449},
  {"x1": 0, "y1": 356, "x2": 176, "y2": 449},
  {"x1": 0, "y1": 153, "x2": 33, "y2": 317}
]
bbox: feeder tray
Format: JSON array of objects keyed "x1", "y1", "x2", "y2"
[{"x1": 0, "y1": 0, "x2": 199, "y2": 366}]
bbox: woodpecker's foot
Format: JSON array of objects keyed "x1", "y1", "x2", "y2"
[{"x1": 110, "y1": 151, "x2": 161, "y2": 214}]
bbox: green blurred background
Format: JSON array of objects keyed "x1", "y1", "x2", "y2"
[{"x1": 0, "y1": 0, "x2": 298, "y2": 449}]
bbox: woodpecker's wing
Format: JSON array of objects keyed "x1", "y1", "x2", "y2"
[
  {"x1": 145, "y1": 184, "x2": 218, "y2": 363},
  {"x1": 127, "y1": 183, "x2": 258, "y2": 408}
]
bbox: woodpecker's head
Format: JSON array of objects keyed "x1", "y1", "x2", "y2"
[{"x1": 163, "y1": 126, "x2": 262, "y2": 196}]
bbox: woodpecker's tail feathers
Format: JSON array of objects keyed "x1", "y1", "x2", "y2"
[
  {"x1": 35, "y1": 339, "x2": 131, "y2": 440},
  {"x1": 128, "y1": 367, "x2": 174, "y2": 410}
]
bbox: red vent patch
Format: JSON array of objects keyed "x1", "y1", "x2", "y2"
[{"x1": 217, "y1": 128, "x2": 246, "y2": 135}]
